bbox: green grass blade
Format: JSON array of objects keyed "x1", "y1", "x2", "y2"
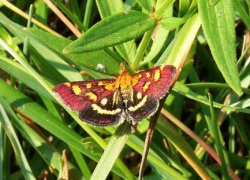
[
  {"x1": 0, "y1": 100, "x2": 36, "y2": 180},
  {"x1": 91, "y1": 123, "x2": 134, "y2": 180},
  {"x1": 0, "y1": 114, "x2": 3, "y2": 179},
  {"x1": 208, "y1": 94, "x2": 231, "y2": 179},
  {"x1": 52, "y1": 0, "x2": 87, "y2": 31},
  {"x1": 234, "y1": 0, "x2": 250, "y2": 29},
  {"x1": 70, "y1": 146, "x2": 91, "y2": 179},
  {"x1": 0, "y1": 56, "x2": 53, "y2": 99},
  {"x1": 173, "y1": 82, "x2": 250, "y2": 114},
  {"x1": 0, "y1": 1, "x2": 248, "y2": 179},
  {"x1": 156, "y1": 119, "x2": 211, "y2": 179},
  {"x1": 0, "y1": 98, "x2": 83, "y2": 178},
  {"x1": 96, "y1": 0, "x2": 124, "y2": 18}
]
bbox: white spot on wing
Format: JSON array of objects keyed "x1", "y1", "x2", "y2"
[
  {"x1": 137, "y1": 92, "x2": 142, "y2": 99},
  {"x1": 100, "y1": 98, "x2": 108, "y2": 106}
]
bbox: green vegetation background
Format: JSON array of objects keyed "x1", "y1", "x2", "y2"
[{"x1": 0, "y1": 0, "x2": 249, "y2": 179}]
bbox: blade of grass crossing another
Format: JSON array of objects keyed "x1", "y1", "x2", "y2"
[{"x1": 0, "y1": 99, "x2": 36, "y2": 180}]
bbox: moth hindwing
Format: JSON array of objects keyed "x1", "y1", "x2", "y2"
[{"x1": 53, "y1": 64, "x2": 176, "y2": 127}]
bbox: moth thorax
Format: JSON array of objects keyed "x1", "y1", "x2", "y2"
[
  {"x1": 116, "y1": 72, "x2": 133, "y2": 90},
  {"x1": 121, "y1": 87, "x2": 133, "y2": 103}
]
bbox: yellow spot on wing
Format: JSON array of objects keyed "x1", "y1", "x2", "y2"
[
  {"x1": 128, "y1": 96, "x2": 147, "y2": 112},
  {"x1": 154, "y1": 69, "x2": 161, "y2": 81},
  {"x1": 143, "y1": 81, "x2": 151, "y2": 92},
  {"x1": 86, "y1": 83, "x2": 92, "y2": 88},
  {"x1": 92, "y1": 104, "x2": 121, "y2": 114},
  {"x1": 85, "y1": 92, "x2": 97, "y2": 101},
  {"x1": 98, "y1": 81, "x2": 107, "y2": 86},
  {"x1": 146, "y1": 72, "x2": 151, "y2": 78},
  {"x1": 131, "y1": 74, "x2": 142, "y2": 86},
  {"x1": 72, "y1": 85, "x2": 82, "y2": 95}
]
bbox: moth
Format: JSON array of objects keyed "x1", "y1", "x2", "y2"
[{"x1": 53, "y1": 64, "x2": 176, "y2": 131}]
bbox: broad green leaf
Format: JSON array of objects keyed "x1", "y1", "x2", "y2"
[
  {"x1": 64, "y1": 11, "x2": 156, "y2": 54},
  {"x1": 198, "y1": 0, "x2": 242, "y2": 95}
]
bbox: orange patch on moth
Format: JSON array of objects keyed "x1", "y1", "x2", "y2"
[
  {"x1": 105, "y1": 65, "x2": 142, "y2": 91},
  {"x1": 63, "y1": 82, "x2": 71, "y2": 87},
  {"x1": 105, "y1": 83, "x2": 116, "y2": 91}
]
